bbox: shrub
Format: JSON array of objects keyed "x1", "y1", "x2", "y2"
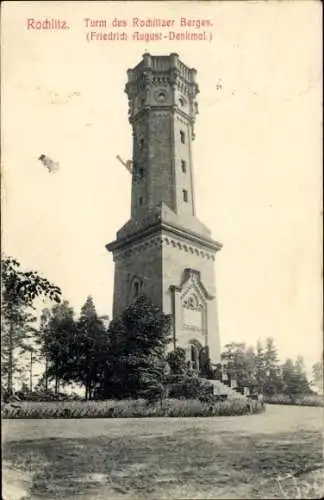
[
  {"x1": 168, "y1": 374, "x2": 213, "y2": 400},
  {"x1": 166, "y1": 347, "x2": 187, "y2": 374},
  {"x1": 1, "y1": 397, "x2": 265, "y2": 419},
  {"x1": 265, "y1": 393, "x2": 324, "y2": 407}
]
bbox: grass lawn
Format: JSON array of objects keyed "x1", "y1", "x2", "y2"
[{"x1": 2, "y1": 406, "x2": 324, "y2": 499}]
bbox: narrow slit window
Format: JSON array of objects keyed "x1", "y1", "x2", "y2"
[
  {"x1": 183, "y1": 189, "x2": 188, "y2": 202},
  {"x1": 139, "y1": 167, "x2": 144, "y2": 179},
  {"x1": 180, "y1": 130, "x2": 185, "y2": 144},
  {"x1": 181, "y1": 160, "x2": 186, "y2": 173},
  {"x1": 140, "y1": 138, "x2": 144, "y2": 149},
  {"x1": 139, "y1": 197, "x2": 143, "y2": 205}
]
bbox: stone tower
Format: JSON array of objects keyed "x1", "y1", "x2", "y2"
[{"x1": 106, "y1": 53, "x2": 222, "y2": 367}]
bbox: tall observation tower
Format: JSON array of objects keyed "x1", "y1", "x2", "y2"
[{"x1": 106, "y1": 53, "x2": 222, "y2": 368}]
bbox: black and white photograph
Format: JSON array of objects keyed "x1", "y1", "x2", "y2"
[{"x1": 1, "y1": 1, "x2": 323, "y2": 499}]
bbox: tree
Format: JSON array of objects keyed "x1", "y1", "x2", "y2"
[
  {"x1": 1, "y1": 303, "x2": 37, "y2": 393},
  {"x1": 294, "y1": 356, "x2": 312, "y2": 394},
  {"x1": 221, "y1": 342, "x2": 256, "y2": 390},
  {"x1": 281, "y1": 357, "x2": 311, "y2": 397},
  {"x1": 1, "y1": 256, "x2": 61, "y2": 394},
  {"x1": 24, "y1": 344, "x2": 39, "y2": 393},
  {"x1": 262, "y1": 337, "x2": 283, "y2": 396},
  {"x1": 1, "y1": 256, "x2": 61, "y2": 306},
  {"x1": 40, "y1": 301, "x2": 77, "y2": 394},
  {"x1": 37, "y1": 297, "x2": 111, "y2": 399},
  {"x1": 140, "y1": 362, "x2": 170, "y2": 407},
  {"x1": 255, "y1": 341, "x2": 266, "y2": 393},
  {"x1": 101, "y1": 296, "x2": 172, "y2": 399},
  {"x1": 75, "y1": 296, "x2": 110, "y2": 399},
  {"x1": 34, "y1": 308, "x2": 52, "y2": 391},
  {"x1": 312, "y1": 359, "x2": 323, "y2": 393},
  {"x1": 281, "y1": 358, "x2": 298, "y2": 397}
]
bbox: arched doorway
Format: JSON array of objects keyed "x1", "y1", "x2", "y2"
[{"x1": 187, "y1": 340, "x2": 203, "y2": 371}]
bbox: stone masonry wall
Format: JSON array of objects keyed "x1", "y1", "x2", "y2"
[
  {"x1": 147, "y1": 111, "x2": 174, "y2": 212},
  {"x1": 112, "y1": 235, "x2": 163, "y2": 318},
  {"x1": 161, "y1": 232, "x2": 221, "y2": 362}
]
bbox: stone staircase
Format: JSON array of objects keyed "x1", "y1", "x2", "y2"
[{"x1": 208, "y1": 379, "x2": 247, "y2": 400}]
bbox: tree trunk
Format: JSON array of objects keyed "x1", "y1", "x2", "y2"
[
  {"x1": 55, "y1": 376, "x2": 59, "y2": 395},
  {"x1": 7, "y1": 319, "x2": 14, "y2": 394},
  {"x1": 85, "y1": 385, "x2": 88, "y2": 401},
  {"x1": 44, "y1": 357, "x2": 48, "y2": 391},
  {"x1": 85, "y1": 366, "x2": 92, "y2": 400},
  {"x1": 29, "y1": 351, "x2": 33, "y2": 392}
]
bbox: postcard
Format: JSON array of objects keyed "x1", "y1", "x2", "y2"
[{"x1": 1, "y1": 1, "x2": 323, "y2": 499}]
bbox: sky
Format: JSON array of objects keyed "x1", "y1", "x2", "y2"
[{"x1": 1, "y1": 1, "x2": 322, "y2": 376}]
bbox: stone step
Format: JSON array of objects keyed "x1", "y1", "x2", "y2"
[{"x1": 208, "y1": 379, "x2": 247, "y2": 400}]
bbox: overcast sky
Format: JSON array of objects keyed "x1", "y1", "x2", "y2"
[{"x1": 2, "y1": 1, "x2": 322, "y2": 374}]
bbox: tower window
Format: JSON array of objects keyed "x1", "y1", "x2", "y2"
[
  {"x1": 183, "y1": 189, "x2": 188, "y2": 202},
  {"x1": 138, "y1": 167, "x2": 144, "y2": 179},
  {"x1": 180, "y1": 130, "x2": 185, "y2": 144},
  {"x1": 139, "y1": 197, "x2": 143, "y2": 205},
  {"x1": 139, "y1": 138, "x2": 144, "y2": 149},
  {"x1": 181, "y1": 160, "x2": 186, "y2": 173},
  {"x1": 134, "y1": 282, "x2": 139, "y2": 298}
]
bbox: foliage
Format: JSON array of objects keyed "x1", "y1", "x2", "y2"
[
  {"x1": 166, "y1": 347, "x2": 187, "y2": 374},
  {"x1": 139, "y1": 362, "x2": 170, "y2": 407},
  {"x1": 1, "y1": 397, "x2": 265, "y2": 419},
  {"x1": 312, "y1": 359, "x2": 323, "y2": 393},
  {"x1": 39, "y1": 301, "x2": 78, "y2": 392},
  {"x1": 75, "y1": 296, "x2": 110, "y2": 399},
  {"x1": 199, "y1": 347, "x2": 215, "y2": 379},
  {"x1": 262, "y1": 337, "x2": 284, "y2": 396},
  {"x1": 169, "y1": 373, "x2": 213, "y2": 401},
  {"x1": 1, "y1": 301, "x2": 38, "y2": 393},
  {"x1": 108, "y1": 295, "x2": 172, "y2": 359},
  {"x1": 1, "y1": 256, "x2": 61, "y2": 306},
  {"x1": 255, "y1": 341, "x2": 266, "y2": 393},
  {"x1": 264, "y1": 393, "x2": 323, "y2": 407},
  {"x1": 221, "y1": 342, "x2": 257, "y2": 390},
  {"x1": 281, "y1": 356, "x2": 312, "y2": 396},
  {"x1": 100, "y1": 296, "x2": 172, "y2": 399},
  {"x1": 36, "y1": 297, "x2": 109, "y2": 399},
  {"x1": 1, "y1": 256, "x2": 61, "y2": 394},
  {"x1": 220, "y1": 338, "x2": 313, "y2": 398}
]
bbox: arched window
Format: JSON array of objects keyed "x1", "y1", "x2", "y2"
[{"x1": 129, "y1": 277, "x2": 143, "y2": 304}]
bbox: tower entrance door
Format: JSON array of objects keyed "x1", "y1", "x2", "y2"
[{"x1": 186, "y1": 340, "x2": 203, "y2": 371}]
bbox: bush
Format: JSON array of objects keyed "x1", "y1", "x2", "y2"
[
  {"x1": 166, "y1": 347, "x2": 187, "y2": 374},
  {"x1": 265, "y1": 393, "x2": 324, "y2": 407},
  {"x1": 1, "y1": 397, "x2": 265, "y2": 419},
  {"x1": 168, "y1": 374, "x2": 213, "y2": 401}
]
